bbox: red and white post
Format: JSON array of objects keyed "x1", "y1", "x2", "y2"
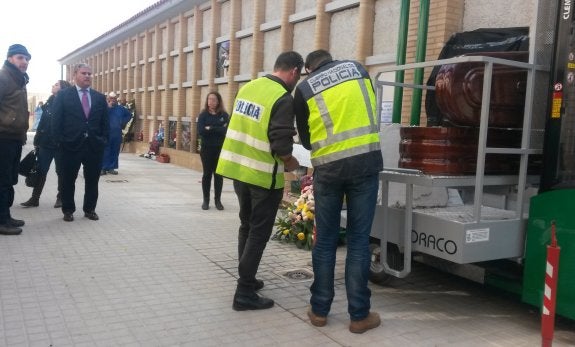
[{"x1": 541, "y1": 221, "x2": 560, "y2": 347}]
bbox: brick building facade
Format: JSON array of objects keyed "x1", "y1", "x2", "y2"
[{"x1": 58, "y1": 0, "x2": 534, "y2": 170}]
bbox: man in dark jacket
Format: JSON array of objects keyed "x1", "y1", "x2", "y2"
[
  {"x1": 20, "y1": 80, "x2": 71, "y2": 208},
  {"x1": 52, "y1": 63, "x2": 109, "y2": 222},
  {"x1": 0, "y1": 44, "x2": 32, "y2": 235},
  {"x1": 216, "y1": 51, "x2": 303, "y2": 311},
  {"x1": 294, "y1": 50, "x2": 383, "y2": 333}
]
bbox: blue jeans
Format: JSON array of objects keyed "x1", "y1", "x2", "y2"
[{"x1": 310, "y1": 172, "x2": 379, "y2": 321}]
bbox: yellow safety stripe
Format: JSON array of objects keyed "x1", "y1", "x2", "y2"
[
  {"x1": 358, "y1": 79, "x2": 377, "y2": 125},
  {"x1": 311, "y1": 141, "x2": 381, "y2": 166},
  {"x1": 225, "y1": 129, "x2": 271, "y2": 153},
  {"x1": 219, "y1": 149, "x2": 282, "y2": 173},
  {"x1": 310, "y1": 124, "x2": 379, "y2": 151}
]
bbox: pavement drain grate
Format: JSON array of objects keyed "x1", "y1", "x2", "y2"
[
  {"x1": 105, "y1": 180, "x2": 129, "y2": 183},
  {"x1": 277, "y1": 268, "x2": 314, "y2": 283}
]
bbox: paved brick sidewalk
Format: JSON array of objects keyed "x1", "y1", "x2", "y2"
[{"x1": 1, "y1": 135, "x2": 574, "y2": 346}]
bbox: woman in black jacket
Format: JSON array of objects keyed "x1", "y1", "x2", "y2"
[
  {"x1": 21, "y1": 80, "x2": 71, "y2": 208},
  {"x1": 197, "y1": 91, "x2": 229, "y2": 210}
]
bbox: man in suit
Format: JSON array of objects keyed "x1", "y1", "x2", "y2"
[{"x1": 52, "y1": 63, "x2": 109, "y2": 222}]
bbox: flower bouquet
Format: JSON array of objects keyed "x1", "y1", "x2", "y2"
[{"x1": 273, "y1": 182, "x2": 315, "y2": 250}]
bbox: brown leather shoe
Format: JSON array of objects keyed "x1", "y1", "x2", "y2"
[
  {"x1": 307, "y1": 307, "x2": 327, "y2": 327},
  {"x1": 349, "y1": 312, "x2": 381, "y2": 334}
]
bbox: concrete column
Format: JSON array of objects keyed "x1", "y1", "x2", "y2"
[
  {"x1": 134, "y1": 36, "x2": 143, "y2": 140},
  {"x1": 142, "y1": 30, "x2": 153, "y2": 142},
  {"x1": 280, "y1": 0, "x2": 295, "y2": 52},
  {"x1": 250, "y1": 0, "x2": 265, "y2": 78},
  {"x1": 357, "y1": 0, "x2": 375, "y2": 63},
  {"x1": 151, "y1": 24, "x2": 167, "y2": 147},
  {"x1": 176, "y1": 13, "x2": 188, "y2": 151},
  {"x1": 107, "y1": 49, "x2": 113, "y2": 93},
  {"x1": 314, "y1": 0, "x2": 331, "y2": 50},
  {"x1": 126, "y1": 39, "x2": 133, "y2": 100},
  {"x1": 226, "y1": 0, "x2": 241, "y2": 111},
  {"x1": 190, "y1": 6, "x2": 202, "y2": 153},
  {"x1": 164, "y1": 21, "x2": 175, "y2": 147},
  {"x1": 209, "y1": 0, "x2": 221, "y2": 89}
]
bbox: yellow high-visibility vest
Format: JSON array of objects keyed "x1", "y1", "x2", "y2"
[
  {"x1": 216, "y1": 77, "x2": 287, "y2": 189},
  {"x1": 299, "y1": 60, "x2": 381, "y2": 166}
]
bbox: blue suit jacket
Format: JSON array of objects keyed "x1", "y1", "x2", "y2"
[{"x1": 52, "y1": 87, "x2": 109, "y2": 151}]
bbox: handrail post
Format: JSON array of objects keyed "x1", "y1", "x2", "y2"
[
  {"x1": 392, "y1": 0, "x2": 410, "y2": 124},
  {"x1": 410, "y1": 0, "x2": 430, "y2": 126}
]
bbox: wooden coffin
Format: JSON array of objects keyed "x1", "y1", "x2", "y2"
[
  {"x1": 434, "y1": 51, "x2": 528, "y2": 128},
  {"x1": 398, "y1": 127, "x2": 540, "y2": 175}
]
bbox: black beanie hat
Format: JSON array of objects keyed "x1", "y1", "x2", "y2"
[{"x1": 7, "y1": 44, "x2": 31, "y2": 59}]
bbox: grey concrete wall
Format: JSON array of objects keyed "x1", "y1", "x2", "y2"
[{"x1": 463, "y1": 0, "x2": 535, "y2": 31}]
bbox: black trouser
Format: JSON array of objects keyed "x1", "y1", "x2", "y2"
[
  {"x1": 58, "y1": 143, "x2": 104, "y2": 214},
  {"x1": 233, "y1": 180, "x2": 283, "y2": 295},
  {"x1": 0, "y1": 140, "x2": 21, "y2": 224},
  {"x1": 200, "y1": 145, "x2": 223, "y2": 201},
  {"x1": 37, "y1": 146, "x2": 61, "y2": 197}
]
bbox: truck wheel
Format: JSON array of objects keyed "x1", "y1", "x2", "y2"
[{"x1": 369, "y1": 242, "x2": 393, "y2": 285}]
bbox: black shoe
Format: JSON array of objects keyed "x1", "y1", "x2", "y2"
[
  {"x1": 20, "y1": 198, "x2": 39, "y2": 207},
  {"x1": 8, "y1": 217, "x2": 25, "y2": 227},
  {"x1": 215, "y1": 200, "x2": 224, "y2": 210},
  {"x1": 84, "y1": 211, "x2": 99, "y2": 221},
  {"x1": 108, "y1": 170, "x2": 118, "y2": 175},
  {"x1": 63, "y1": 213, "x2": 74, "y2": 222},
  {"x1": 233, "y1": 293, "x2": 274, "y2": 311},
  {"x1": 0, "y1": 223, "x2": 22, "y2": 235},
  {"x1": 202, "y1": 201, "x2": 209, "y2": 210},
  {"x1": 100, "y1": 170, "x2": 107, "y2": 176},
  {"x1": 54, "y1": 197, "x2": 62, "y2": 208},
  {"x1": 255, "y1": 279, "x2": 264, "y2": 291}
]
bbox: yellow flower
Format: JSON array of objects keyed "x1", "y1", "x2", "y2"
[
  {"x1": 297, "y1": 232, "x2": 305, "y2": 240},
  {"x1": 283, "y1": 229, "x2": 290, "y2": 235}
]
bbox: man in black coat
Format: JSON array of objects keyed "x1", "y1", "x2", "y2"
[
  {"x1": 0, "y1": 44, "x2": 32, "y2": 235},
  {"x1": 52, "y1": 63, "x2": 109, "y2": 222}
]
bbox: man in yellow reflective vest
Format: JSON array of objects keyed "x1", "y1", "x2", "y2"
[
  {"x1": 217, "y1": 51, "x2": 303, "y2": 311},
  {"x1": 294, "y1": 50, "x2": 383, "y2": 333}
]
